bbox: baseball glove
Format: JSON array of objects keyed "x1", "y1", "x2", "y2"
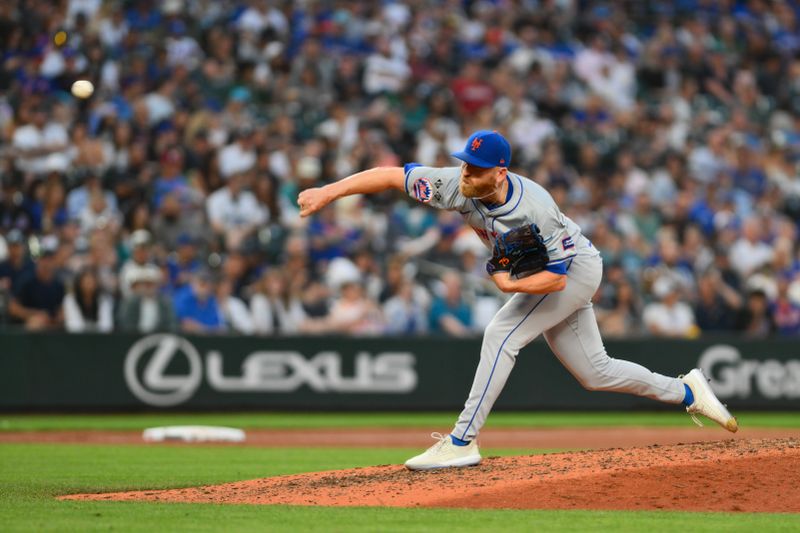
[{"x1": 486, "y1": 224, "x2": 550, "y2": 277}]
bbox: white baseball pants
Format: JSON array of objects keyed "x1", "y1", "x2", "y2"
[{"x1": 452, "y1": 253, "x2": 686, "y2": 442}]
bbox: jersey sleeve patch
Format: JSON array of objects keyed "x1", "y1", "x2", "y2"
[{"x1": 411, "y1": 177, "x2": 433, "y2": 203}]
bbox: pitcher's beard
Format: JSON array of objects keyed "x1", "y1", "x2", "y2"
[{"x1": 460, "y1": 181, "x2": 498, "y2": 200}]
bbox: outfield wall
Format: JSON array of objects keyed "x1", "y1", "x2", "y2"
[{"x1": 1, "y1": 332, "x2": 798, "y2": 410}]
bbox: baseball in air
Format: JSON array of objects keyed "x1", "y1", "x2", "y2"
[{"x1": 71, "y1": 80, "x2": 94, "y2": 99}]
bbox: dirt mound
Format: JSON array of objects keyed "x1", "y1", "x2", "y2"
[{"x1": 62, "y1": 438, "x2": 800, "y2": 512}]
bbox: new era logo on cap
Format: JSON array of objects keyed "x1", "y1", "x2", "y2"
[{"x1": 453, "y1": 130, "x2": 511, "y2": 168}]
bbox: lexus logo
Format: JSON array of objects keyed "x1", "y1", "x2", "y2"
[
  {"x1": 124, "y1": 334, "x2": 418, "y2": 407},
  {"x1": 124, "y1": 334, "x2": 203, "y2": 407}
]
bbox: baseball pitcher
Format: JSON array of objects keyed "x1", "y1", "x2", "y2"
[{"x1": 298, "y1": 130, "x2": 737, "y2": 470}]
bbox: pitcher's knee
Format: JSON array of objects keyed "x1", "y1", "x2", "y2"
[
  {"x1": 480, "y1": 323, "x2": 520, "y2": 361},
  {"x1": 576, "y1": 356, "x2": 614, "y2": 391},
  {"x1": 579, "y1": 374, "x2": 611, "y2": 392}
]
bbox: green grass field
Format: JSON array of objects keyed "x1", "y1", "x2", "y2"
[
  {"x1": 2, "y1": 412, "x2": 799, "y2": 532},
  {"x1": 3, "y1": 410, "x2": 800, "y2": 431}
]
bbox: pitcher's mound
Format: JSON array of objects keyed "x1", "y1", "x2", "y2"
[{"x1": 62, "y1": 438, "x2": 800, "y2": 513}]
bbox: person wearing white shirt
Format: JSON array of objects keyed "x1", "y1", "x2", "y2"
[
  {"x1": 216, "y1": 279, "x2": 254, "y2": 334},
  {"x1": 688, "y1": 129, "x2": 729, "y2": 184},
  {"x1": 119, "y1": 230, "x2": 157, "y2": 298},
  {"x1": 206, "y1": 173, "x2": 268, "y2": 251},
  {"x1": 362, "y1": 39, "x2": 411, "y2": 95},
  {"x1": 573, "y1": 35, "x2": 615, "y2": 86},
  {"x1": 218, "y1": 131, "x2": 257, "y2": 181},
  {"x1": 643, "y1": 277, "x2": 697, "y2": 337},
  {"x1": 98, "y1": 8, "x2": 128, "y2": 48},
  {"x1": 165, "y1": 19, "x2": 204, "y2": 67},
  {"x1": 63, "y1": 268, "x2": 114, "y2": 333},
  {"x1": 12, "y1": 108, "x2": 69, "y2": 175},
  {"x1": 236, "y1": 4, "x2": 288, "y2": 35},
  {"x1": 77, "y1": 189, "x2": 122, "y2": 236},
  {"x1": 728, "y1": 217, "x2": 774, "y2": 279},
  {"x1": 251, "y1": 269, "x2": 307, "y2": 335},
  {"x1": 66, "y1": 171, "x2": 118, "y2": 220}
]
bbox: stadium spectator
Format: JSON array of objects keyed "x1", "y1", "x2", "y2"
[
  {"x1": 77, "y1": 188, "x2": 122, "y2": 237},
  {"x1": 217, "y1": 125, "x2": 257, "y2": 181},
  {"x1": 363, "y1": 37, "x2": 411, "y2": 96},
  {"x1": 324, "y1": 281, "x2": 384, "y2": 336},
  {"x1": 11, "y1": 106, "x2": 69, "y2": 176},
  {"x1": 216, "y1": 278, "x2": 254, "y2": 335},
  {"x1": 729, "y1": 217, "x2": 775, "y2": 280},
  {"x1": 0, "y1": 181, "x2": 33, "y2": 235},
  {"x1": 693, "y1": 270, "x2": 742, "y2": 333},
  {"x1": 451, "y1": 62, "x2": 495, "y2": 116},
  {"x1": 429, "y1": 271, "x2": 473, "y2": 337},
  {"x1": 206, "y1": 171, "x2": 267, "y2": 252},
  {"x1": 117, "y1": 264, "x2": 176, "y2": 334},
  {"x1": 595, "y1": 279, "x2": 643, "y2": 337},
  {"x1": 299, "y1": 280, "x2": 332, "y2": 322},
  {"x1": 773, "y1": 277, "x2": 800, "y2": 336},
  {"x1": 643, "y1": 277, "x2": 698, "y2": 338},
  {"x1": 250, "y1": 268, "x2": 307, "y2": 335},
  {"x1": 65, "y1": 170, "x2": 117, "y2": 221},
  {"x1": 63, "y1": 268, "x2": 113, "y2": 333},
  {"x1": 8, "y1": 236, "x2": 65, "y2": 330},
  {"x1": 165, "y1": 234, "x2": 201, "y2": 292},
  {"x1": 151, "y1": 189, "x2": 206, "y2": 251},
  {"x1": 736, "y1": 289, "x2": 776, "y2": 338},
  {"x1": 173, "y1": 269, "x2": 225, "y2": 334},
  {"x1": 0, "y1": 229, "x2": 34, "y2": 294},
  {"x1": 218, "y1": 249, "x2": 253, "y2": 300},
  {"x1": 383, "y1": 278, "x2": 429, "y2": 335},
  {"x1": 31, "y1": 178, "x2": 68, "y2": 233},
  {"x1": 118, "y1": 229, "x2": 156, "y2": 298},
  {"x1": 151, "y1": 148, "x2": 196, "y2": 211}
]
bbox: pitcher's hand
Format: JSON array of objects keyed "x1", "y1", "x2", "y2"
[{"x1": 298, "y1": 187, "x2": 334, "y2": 217}]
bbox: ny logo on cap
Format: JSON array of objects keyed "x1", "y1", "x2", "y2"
[{"x1": 471, "y1": 138, "x2": 483, "y2": 151}]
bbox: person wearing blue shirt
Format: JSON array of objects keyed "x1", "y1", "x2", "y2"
[
  {"x1": 166, "y1": 234, "x2": 201, "y2": 291},
  {"x1": 173, "y1": 269, "x2": 224, "y2": 333},
  {"x1": 152, "y1": 148, "x2": 192, "y2": 210}
]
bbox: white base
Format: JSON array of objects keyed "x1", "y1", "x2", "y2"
[{"x1": 142, "y1": 425, "x2": 246, "y2": 443}]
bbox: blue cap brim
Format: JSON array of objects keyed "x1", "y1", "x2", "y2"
[{"x1": 451, "y1": 151, "x2": 498, "y2": 168}]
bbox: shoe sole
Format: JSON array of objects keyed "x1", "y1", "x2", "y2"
[
  {"x1": 404, "y1": 454, "x2": 482, "y2": 471},
  {"x1": 685, "y1": 370, "x2": 738, "y2": 433}
]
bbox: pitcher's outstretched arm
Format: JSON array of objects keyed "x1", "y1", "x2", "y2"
[{"x1": 298, "y1": 167, "x2": 405, "y2": 217}]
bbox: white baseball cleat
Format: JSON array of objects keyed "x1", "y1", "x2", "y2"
[
  {"x1": 404, "y1": 432, "x2": 482, "y2": 470},
  {"x1": 682, "y1": 368, "x2": 738, "y2": 433}
]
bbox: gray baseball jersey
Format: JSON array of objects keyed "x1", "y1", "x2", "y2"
[
  {"x1": 404, "y1": 164, "x2": 686, "y2": 441},
  {"x1": 405, "y1": 165, "x2": 597, "y2": 271}
]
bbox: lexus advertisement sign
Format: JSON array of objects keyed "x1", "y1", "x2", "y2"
[
  {"x1": 124, "y1": 334, "x2": 418, "y2": 407},
  {"x1": 1, "y1": 333, "x2": 798, "y2": 410}
]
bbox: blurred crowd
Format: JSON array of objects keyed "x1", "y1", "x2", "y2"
[{"x1": 2, "y1": 0, "x2": 800, "y2": 338}]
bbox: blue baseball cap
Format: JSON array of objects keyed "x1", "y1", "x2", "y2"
[{"x1": 452, "y1": 130, "x2": 511, "y2": 168}]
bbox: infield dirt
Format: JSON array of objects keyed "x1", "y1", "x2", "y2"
[
  {"x1": 5, "y1": 426, "x2": 800, "y2": 448},
  {"x1": 62, "y1": 437, "x2": 800, "y2": 513}
]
